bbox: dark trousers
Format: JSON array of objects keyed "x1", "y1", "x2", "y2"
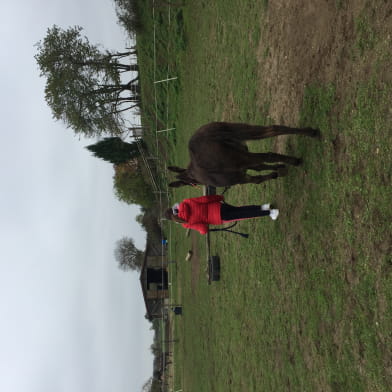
[{"x1": 220, "y1": 203, "x2": 269, "y2": 221}]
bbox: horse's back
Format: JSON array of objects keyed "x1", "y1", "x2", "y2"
[
  {"x1": 189, "y1": 123, "x2": 249, "y2": 172},
  {"x1": 190, "y1": 122, "x2": 247, "y2": 150}
]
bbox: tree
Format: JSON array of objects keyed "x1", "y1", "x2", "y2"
[
  {"x1": 114, "y1": 237, "x2": 144, "y2": 271},
  {"x1": 114, "y1": 0, "x2": 143, "y2": 34},
  {"x1": 136, "y1": 207, "x2": 164, "y2": 247},
  {"x1": 141, "y1": 377, "x2": 153, "y2": 392},
  {"x1": 113, "y1": 163, "x2": 154, "y2": 208},
  {"x1": 35, "y1": 25, "x2": 140, "y2": 137},
  {"x1": 85, "y1": 137, "x2": 142, "y2": 165}
]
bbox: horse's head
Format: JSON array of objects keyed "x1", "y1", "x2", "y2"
[{"x1": 167, "y1": 166, "x2": 200, "y2": 188}]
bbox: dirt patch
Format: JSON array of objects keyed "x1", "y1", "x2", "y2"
[
  {"x1": 344, "y1": 251, "x2": 360, "y2": 286},
  {"x1": 254, "y1": 0, "x2": 392, "y2": 280},
  {"x1": 331, "y1": 134, "x2": 347, "y2": 166},
  {"x1": 251, "y1": 5, "x2": 392, "y2": 387},
  {"x1": 255, "y1": 0, "x2": 390, "y2": 126},
  {"x1": 221, "y1": 91, "x2": 238, "y2": 120},
  {"x1": 190, "y1": 231, "x2": 201, "y2": 293}
]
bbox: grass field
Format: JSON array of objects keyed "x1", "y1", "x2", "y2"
[{"x1": 136, "y1": 1, "x2": 392, "y2": 391}]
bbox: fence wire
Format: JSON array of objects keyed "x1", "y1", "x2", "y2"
[{"x1": 129, "y1": 2, "x2": 180, "y2": 391}]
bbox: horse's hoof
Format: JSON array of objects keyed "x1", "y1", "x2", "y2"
[
  {"x1": 277, "y1": 167, "x2": 288, "y2": 176},
  {"x1": 294, "y1": 158, "x2": 303, "y2": 166},
  {"x1": 311, "y1": 128, "x2": 321, "y2": 138}
]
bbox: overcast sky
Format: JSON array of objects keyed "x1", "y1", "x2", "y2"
[{"x1": 0, "y1": 1, "x2": 154, "y2": 391}]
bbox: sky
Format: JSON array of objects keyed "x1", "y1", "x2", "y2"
[{"x1": 0, "y1": 1, "x2": 154, "y2": 391}]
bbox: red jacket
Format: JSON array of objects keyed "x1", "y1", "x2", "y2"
[{"x1": 178, "y1": 195, "x2": 224, "y2": 235}]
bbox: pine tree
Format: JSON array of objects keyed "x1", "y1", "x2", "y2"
[{"x1": 85, "y1": 137, "x2": 141, "y2": 164}]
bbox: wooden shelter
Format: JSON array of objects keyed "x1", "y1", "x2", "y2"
[{"x1": 140, "y1": 240, "x2": 168, "y2": 320}]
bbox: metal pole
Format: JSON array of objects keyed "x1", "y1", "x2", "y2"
[
  {"x1": 154, "y1": 76, "x2": 178, "y2": 84},
  {"x1": 157, "y1": 127, "x2": 176, "y2": 133}
]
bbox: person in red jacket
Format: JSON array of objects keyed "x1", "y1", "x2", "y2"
[{"x1": 164, "y1": 195, "x2": 279, "y2": 235}]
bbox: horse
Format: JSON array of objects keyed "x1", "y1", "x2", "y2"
[{"x1": 168, "y1": 122, "x2": 320, "y2": 188}]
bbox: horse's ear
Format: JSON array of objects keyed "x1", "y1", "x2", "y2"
[
  {"x1": 168, "y1": 181, "x2": 187, "y2": 188},
  {"x1": 167, "y1": 166, "x2": 186, "y2": 173}
]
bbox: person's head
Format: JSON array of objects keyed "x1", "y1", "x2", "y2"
[
  {"x1": 164, "y1": 208, "x2": 174, "y2": 220},
  {"x1": 164, "y1": 207, "x2": 185, "y2": 223}
]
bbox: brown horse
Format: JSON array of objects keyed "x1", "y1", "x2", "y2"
[{"x1": 168, "y1": 122, "x2": 320, "y2": 188}]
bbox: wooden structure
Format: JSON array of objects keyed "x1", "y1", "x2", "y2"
[{"x1": 140, "y1": 240, "x2": 168, "y2": 320}]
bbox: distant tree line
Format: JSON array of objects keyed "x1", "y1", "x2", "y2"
[{"x1": 34, "y1": 12, "x2": 168, "y2": 371}]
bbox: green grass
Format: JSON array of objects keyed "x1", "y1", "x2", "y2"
[
  {"x1": 135, "y1": 1, "x2": 392, "y2": 391},
  {"x1": 355, "y1": 14, "x2": 377, "y2": 55},
  {"x1": 170, "y1": 80, "x2": 392, "y2": 392}
]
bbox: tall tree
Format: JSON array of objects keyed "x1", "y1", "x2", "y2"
[
  {"x1": 114, "y1": 237, "x2": 144, "y2": 271},
  {"x1": 85, "y1": 137, "x2": 142, "y2": 165},
  {"x1": 35, "y1": 25, "x2": 139, "y2": 137},
  {"x1": 113, "y1": 163, "x2": 154, "y2": 208}
]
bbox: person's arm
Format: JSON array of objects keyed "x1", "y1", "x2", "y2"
[{"x1": 182, "y1": 222, "x2": 208, "y2": 235}]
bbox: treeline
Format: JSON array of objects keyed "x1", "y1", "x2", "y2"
[
  {"x1": 142, "y1": 318, "x2": 173, "y2": 392},
  {"x1": 34, "y1": 0, "x2": 163, "y2": 211},
  {"x1": 35, "y1": 5, "x2": 171, "y2": 390}
]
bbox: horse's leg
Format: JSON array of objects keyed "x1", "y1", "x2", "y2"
[
  {"x1": 248, "y1": 163, "x2": 286, "y2": 171},
  {"x1": 240, "y1": 172, "x2": 279, "y2": 184},
  {"x1": 250, "y1": 164, "x2": 289, "y2": 177},
  {"x1": 226, "y1": 123, "x2": 320, "y2": 140},
  {"x1": 249, "y1": 152, "x2": 303, "y2": 166},
  {"x1": 256, "y1": 125, "x2": 320, "y2": 139}
]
